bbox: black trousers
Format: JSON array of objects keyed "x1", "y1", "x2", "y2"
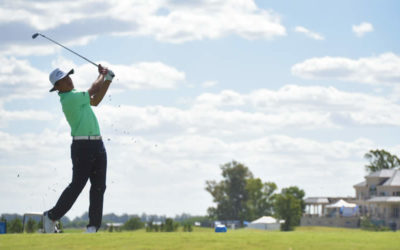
[{"x1": 47, "y1": 140, "x2": 107, "y2": 229}]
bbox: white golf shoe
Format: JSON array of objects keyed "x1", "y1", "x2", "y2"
[
  {"x1": 43, "y1": 212, "x2": 56, "y2": 233},
  {"x1": 85, "y1": 226, "x2": 97, "y2": 233}
]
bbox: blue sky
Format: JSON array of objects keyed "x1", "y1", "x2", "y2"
[{"x1": 1, "y1": 0, "x2": 400, "y2": 218}]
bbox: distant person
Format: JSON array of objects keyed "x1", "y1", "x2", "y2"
[{"x1": 43, "y1": 65, "x2": 114, "y2": 233}]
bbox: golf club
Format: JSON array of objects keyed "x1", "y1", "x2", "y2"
[{"x1": 32, "y1": 33, "x2": 114, "y2": 77}]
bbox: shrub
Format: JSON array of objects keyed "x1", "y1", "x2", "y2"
[
  {"x1": 360, "y1": 217, "x2": 390, "y2": 231},
  {"x1": 146, "y1": 221, "x2": 154, "y2": 232},
  {"x1": 146, "y1": 219, "x2": 179, "y2": 232},
  {"x1": 183, "y1": 223, "x2": 193, "y2": 232},
  {"x1": 25, "y1": 218, "x2": 37, "y2": 233},
  {"x1": 38, "y1": 219, "x2": 43, "y2": 230},
  {"x1": 164, "y1": 218, "x2": 179, "y2": 232},
  {"x1": 8, "y1": 217, "x2": 23, "y2": 233},
  {"x1": 123, "y1": 217, "x2": 144, "y2": 231}
]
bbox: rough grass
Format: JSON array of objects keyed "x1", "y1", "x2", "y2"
[{"x1": 0, "y1": 226, "x2": 398, "y2": 250}]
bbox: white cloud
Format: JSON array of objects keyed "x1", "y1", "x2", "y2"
[
  {"x1": 51, "y1": 58, "x2": 187, "y2": 90},
  {"x1": 202, "y1": 80, "x2": 218, "y2": 88},
  {"x1": 294, "y1": 26, "x2": 324, "y2": 40},
  {"x1": 0, "y1": 107, "x2": 54, "y2": 128},
  {"x1": 291, "y1": 53, "x2": 400, "y2": 85},
  {"x1": 352, "y1": 22, "x2": 374, "y2": 37},
  {"x1": 196, "y1": 90, "x2": 246, "y2": 107},
  {"x1": 133, "y1": 0, "x2": 287, "y2": 43},
  {"x1": 0, "y1": 55, "x2": 186, "y2": 104},
  {"x1": 0, "y1": 0, "x2": 286, "y2": 56},
  {"x1": 198, "y1": 85, "x2": 400, "y2": 127},
  {"x1": 0, "y1": 44, "x2": 58, "y2": 57},
  {"x1": 3, "y1": 54, "x2": 400, "y2": 131},
  {"x1": 0, "y1": 129, "x2": 69, "y2": 155},
  {"x1": 1, "y1": 83, "x2": 400, "y2": 216},
  {"x1": 0, "y1": 125, "x2": 379, "y2": 217},
  {"x1": 0, "y1": 56, "x2": 48, "y2": 101},
  {"x1": 116, "y1": 62, "x2": 186, "y2": 89},
  {"x1": 92, "y1": 85, "x2": 400, "y2": 145},
  {"x1": 391, "y1": 85, "x2": 400, "y2": 102}
]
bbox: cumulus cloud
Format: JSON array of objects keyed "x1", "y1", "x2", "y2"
[
  {"x1": 1, "y1": 83, "x2": 400, "y2": 216},
  {"x1": 0, "y1": 55, "x2": 186, "y2": 104},
  {"x1": 0, "y1": 107, "x2": 54, "y2": 128},
  {"x1": 0, "y1": 56, "x2": 48, "y2": 101},
  {"x1": 51, "y1": 57, "x2": 187, "y2": 90},
  {"x1": 0, "y1": 0, "x2": 286, "y2": 55},
  {"x1": 352, "y1": 22, "x2": 374, "y2": 37},
  {"x1": 201, "y1": 80, "x2": 218, "y2": 88},
  {"x1": 294, "y1": 26, "x2": 324, "y2": 40},
  {"x1": 93, "y1": 85, "x2": 400, "y2": 144},
  {"x1": 291, "y1": 53, "x2": 400, "y2": 85},
  {"x1": 130, "y1": 0, "x2": 287, "y2": 43},
  {"x1": 0, "y1": 125, "x2": 378, "y2": 217}
]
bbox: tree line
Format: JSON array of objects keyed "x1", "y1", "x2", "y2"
[{"x1": 0, "y1": 213, "x2": 208, "y2": 233}]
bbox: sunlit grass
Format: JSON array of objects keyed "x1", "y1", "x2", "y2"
[{"x1": 0, "y1": 226, "x2": 398, "y2": 250}]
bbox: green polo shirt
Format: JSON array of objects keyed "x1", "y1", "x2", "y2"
[{"x1": 59, "y1": 89, "x2": 100, "y2": 136}]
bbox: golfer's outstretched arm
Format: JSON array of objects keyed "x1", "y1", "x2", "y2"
[{"x1": 89, "y1": 65, "x2": 112, "y2": 106}]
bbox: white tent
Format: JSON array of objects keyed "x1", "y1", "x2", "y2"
[
  {"x1": 326, "y1": 199, "x2": 357, "y2": 217},
  {"x1": 247, "y1": 216, "x2": 282, "y2": 230},
  {"x1": 326, "y1": 199, "x2": 356, "y2": 208}
]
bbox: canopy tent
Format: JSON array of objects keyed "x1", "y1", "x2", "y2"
[
  {"x1": 325, "y1": 199, "x2": 357, "y2": 217},
  {"x1": 247, "y1": 216, "x2": 283, "y2": 231},
  {"x1": 326, "y1": 199, "x2": 356, "y2": 208}
]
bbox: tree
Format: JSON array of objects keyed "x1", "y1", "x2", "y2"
[
  {"x1": 281, "y1": 186, "x2": 306, "y2": 213},
  {"x1": 25, "y1": 218, "x2": 37, "y2": 233},
  {"x1": 8, "y1": 217, "x2": 23, "y2": 233},
  {"x1": 38, "y1": 219, "x2": 43, "y2": 230},
  {"x1": 206, "y1": 161, "x2": 278, "y2": 223},
  {"x1": 274, "y1": 193, "x2": 302, "y2": 231},
  {"x1": 146, "y1": 221, "x2": 154, "y2": 232},
  {"x1": 123, "y1": 217, "x2": 144, "y2": 231},
  {"x1": 183, "y1": 223, "x2": 193, "y2": 232},
  {"x1": 364, "y1": 149, "x2": 400, "y2": 173},
  {"x1": 246, "y1": 179, "x2": 277, "y2": 221},
  {"x1": 163, "y1": 218, "x2": 179, "y2": 232},
  {"x1": 206, "y1": 161, "x2": 253, "y2": 222}
]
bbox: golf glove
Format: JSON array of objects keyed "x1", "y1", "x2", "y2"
[{"x1": 105, "y1": 69, "x2": 115, "y2": 81}]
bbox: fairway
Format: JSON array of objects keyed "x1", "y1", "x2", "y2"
[{"x1": 0, "y1": 227, "x2": 398, "y2": 250}]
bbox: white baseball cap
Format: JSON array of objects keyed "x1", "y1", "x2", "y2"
[{"x1": 49, "y1": 68, "x2": 74, "y2": 92}]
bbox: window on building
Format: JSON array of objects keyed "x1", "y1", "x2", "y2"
[
  {"x1": 369, "y1": 185, "x2": 377, "y2": 196},
  {"x1": 393, "y1": 207, "x2": 399, "y2": 218}
]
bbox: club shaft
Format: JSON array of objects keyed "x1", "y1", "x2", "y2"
[{"x1": 39, "y1": 34, "x2": 98, "y2": 67}]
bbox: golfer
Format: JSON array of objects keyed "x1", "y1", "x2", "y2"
[{"x1": 43, "y1": 65, "x2": 114, "y2": 233}]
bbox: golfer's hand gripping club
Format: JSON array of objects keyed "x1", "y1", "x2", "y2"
[{"x1": 98, "y1": 65, "x2": 114, "y2": 82}]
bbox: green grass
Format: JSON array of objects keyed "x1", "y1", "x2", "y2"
[{"x1": 0, "y1": 227, "x2": 398, "y2": 250}]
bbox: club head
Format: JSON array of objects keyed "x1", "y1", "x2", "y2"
[{"x1": 32, "y1": 33, "x2": 39, "y2": 39}]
